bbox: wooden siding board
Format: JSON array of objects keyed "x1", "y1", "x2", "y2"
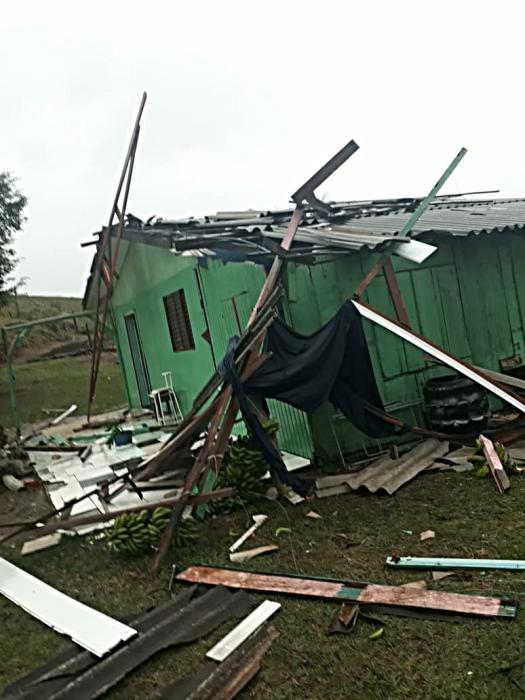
[
  {"x1": 453, "y1": 237, "x2": 513, "y2": 368},
  {"x1": 431, "y1": 265, "x2": 471, "y2": 360}
]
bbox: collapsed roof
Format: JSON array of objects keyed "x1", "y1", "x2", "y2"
[{"x1": 83, "y1": 196, "x2": 525, "y2": 307}]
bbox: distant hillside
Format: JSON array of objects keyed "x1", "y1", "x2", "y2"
[{"x1": 0, "y1": 295, "x2": 90, "y2": 360}]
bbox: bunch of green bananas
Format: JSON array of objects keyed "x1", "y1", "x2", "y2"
[
  {"x1": 210, "y1": 428, "x2": 275, "y2": 513},
  {"x1": 468, "y1": 439, "x2": 516, "y2": 477},
  {"x1": 222, "y1": 439, "x2": 267, "y2": 499},
  {"x1": 107, "y1": 507, "x2": 199, "y2": 555}
]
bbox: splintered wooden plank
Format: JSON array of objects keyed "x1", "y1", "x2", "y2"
[
  {"x1": 479, "y1": 434, "x2": 511, "y2": 493},
  {"x1": 358, "y1": 584, "x2": 502, "y2": 617},
  {"x1": 179, "y1": 567, "x2": 343, "y2": 599},
  {"x1": 177, "y1": 566, "x2": 516, "y2": 619}
]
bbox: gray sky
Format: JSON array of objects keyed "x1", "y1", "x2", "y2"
[{"x1": 3, "y1": 0, "x2": 525, "y2": 296}]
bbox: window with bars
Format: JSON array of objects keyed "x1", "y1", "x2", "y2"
[{"x1": 163, "y1": 289, "x2": 195, "y2": 352}]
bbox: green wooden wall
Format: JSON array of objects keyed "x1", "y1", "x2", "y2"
[
  {"x1": 111, "y1": 245, "x2": 216, "y2": 413},
  {"x1": 286, "y1": 231, "x2": 525, "y2": 459},
  {"x1": 110, "y1": 244, "x2": 314, "y2": 458},
  {"x1": 109, "y1": 232, "x2": 525, "y2": 463}
]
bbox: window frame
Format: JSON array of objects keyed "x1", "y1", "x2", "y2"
[{"x1": 163, "y1": 288, "x2": 195, "y2": 353}]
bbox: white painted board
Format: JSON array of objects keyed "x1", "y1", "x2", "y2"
[
  {"x1": 0, "y1": 558, "x2": 136, "y2": 656},
  {"x1": 206, "y1": 600, "x2": 280, "y2": 662}
]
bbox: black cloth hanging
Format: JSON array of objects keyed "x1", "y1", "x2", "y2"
[
  {"x1": 245, "y1": 300, "x2": 397, "y2": 437},
  {"x1": 219, "y1": 300, "x2": 399, "y2": 495}
]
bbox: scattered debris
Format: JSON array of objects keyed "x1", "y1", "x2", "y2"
[
  {"x1": 1, "y1": 585, "x2": 250, "y2": 699},
  {"x1": 353, "y1": 299, "x2": 525, "y2": 416},
  {"x1": 332, "y1": 533, "x2": 363, "y2": 547},
  {"x1": 431, "y1": 446, "x2": 474, "y2": 472},
  {"x1": 21, "y1": 532, "x2": 62, "y2": 556},
  {"x1": 155, "y1": 623, "x2": 278, "y2": 699},
  {"x1": 420, "y1": 530, "x2": 436, "y2": 542},
  {"x1": 275, "y1": 527, "x2": 291, "y2": 537},
  {"x1": 432, "y1": 571, "x2": 456, "y2": 582},
  {"x1": 2, "y1": 474, "x2": 25, "y2": 492},
  {"x1": 206, "y1": 600, "x2": 281, "y2": 662},
  {"x1": 0, "y1": 557, "x2": 137, "y2": 656},
  {"x1": 50, "y1": 404, "x2": 78, "y2": 426},
  {"x1": 339, "y1": 603, "x2": 359, "y2": 628},
  {"x1": 479, "y1": 434, "x2": 511, "y2": 493},
  {"x1": 329, "y1": 603, "x2": 385, "y2": 635},
  {"x1": 229, "y1": 514, "x2": 267, "y2": 553},
  {"x1": 230, "y1": 544, "x2": 279, "y2": 563},
  {"x1": 177, "y1": 566, "x2": 517, "y2": 619},
  {"x1": 402, "y1": 530, "x2": 413, "y2": 535},
  {"x1": 316, "y1": 439, "x2": 449, "y2": 498},
  {"x1": 368, "y1": 627, "x2": 384, "y2": 640},
  {"x1": 387, "y1": 556, "x2": 525, "y2": 571},
  {"x1": 306, "y1": 511, "x2": 322, "y2": 519},
  {"x1": 265, "y1": 486, "x2": 279, "y2": 501}
]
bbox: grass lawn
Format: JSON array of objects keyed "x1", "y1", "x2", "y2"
[
  {"x1": 3, "y1": 469, "x2": 525, "y2": 698},
  {"x1": 0, "y1": 355, "x2": 126, "y2": 428}
]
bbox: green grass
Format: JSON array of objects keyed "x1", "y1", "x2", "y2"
[
  {"x1": 0, "y1": 295, "x2": 84, "y2": 350},
  {"x1": 3, "y1": 471, "x2": 525, "y2": 698},
  {"x1": 0, "y1": 355, "x2": 126, "y2": 427}
]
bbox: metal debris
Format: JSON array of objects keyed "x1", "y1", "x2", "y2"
[
  {"x1": 316, "y1": 439, "x2": 449, "y2": 497},
  {"x1": 155, "y1": 623, "x2": 278, "y2": 700},
  {"x1": 0, "y1": 557, "x2": 137, "y2": 657},
  {"x1": 206, "y1": 600, "x2": 280, "y2": 662},
  {"x1": 2, "y1": 586, "x2": 250, "y2": 700},
  {"x1": 388, "y1": 556, "x2": 525, "y2": 571}
]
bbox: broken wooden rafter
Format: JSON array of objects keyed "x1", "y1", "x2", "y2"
[
  {"x1": 177, "y1": 565, "x2": 517, "y2": 619},
  {"x1": 352, "y1": 148, "x2": 467, "y2": 303},
  {"x1": 8, "y1": 487, "x2": 234, "y2": 539},
  {"x1": 87, "y1": 92, "x2": 147, "y2": 422}
]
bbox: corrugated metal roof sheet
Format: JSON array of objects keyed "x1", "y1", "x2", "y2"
[
  {"x1": 119, "y1": 197, "x2": 525, "y2": 257},
  {"x1": 83, "y1": 197, "x2": 525, "y2": 308}
]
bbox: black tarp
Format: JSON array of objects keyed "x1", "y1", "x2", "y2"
[
  {"x1": 219, "y1": 300, "x2": 398, "y2": 495},
  {"x1": 246, "y1": 300, "x2": 395, "y2": 437}
]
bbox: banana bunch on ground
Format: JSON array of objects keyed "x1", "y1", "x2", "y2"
[
  {"x1": 211, "y1": 421, "x2": 279, "y2": 513},
  {"x1": 107, "y1": 507, "x2": 199, "y2": 555},
  {"x1": 468, "y1": 439, "x2": 516, "y2": 478}
]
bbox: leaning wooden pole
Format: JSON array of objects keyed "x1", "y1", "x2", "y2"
[
  {"x1": 151, "y1": 139, "x2": 361, "y2": 572},
  {"x1": 87, "y1": 92, "x2": 147, "y2": 422}
]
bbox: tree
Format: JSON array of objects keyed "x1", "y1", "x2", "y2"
[{"x1": 0, "y1": 172, "x2": 27, "y2": 305}]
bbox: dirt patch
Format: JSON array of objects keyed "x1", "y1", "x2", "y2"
[{"x1": 0, "y1": 481, "x2": 49, "y2": 540}]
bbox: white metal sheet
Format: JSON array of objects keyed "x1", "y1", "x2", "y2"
[
  {"x1": 353, "y1": 301, "x2": 525, "y2": 415},
  {"x1": 206, "y1": 600, "x2": 280, "y2": 662},
  {"x1": 0, "y1": 558, "x2": 136, "y2": 656},
  {"x1": 391, "y1": 239, "x2": 437, "y2": 263}
]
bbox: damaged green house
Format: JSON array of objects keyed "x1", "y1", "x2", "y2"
[{"x1": 83, "y1": 197, "x2": 525, "y2": 464}]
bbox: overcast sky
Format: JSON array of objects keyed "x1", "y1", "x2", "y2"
[{"x1": 2, "y1": 0, "x2": 525, "y2": 296}]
